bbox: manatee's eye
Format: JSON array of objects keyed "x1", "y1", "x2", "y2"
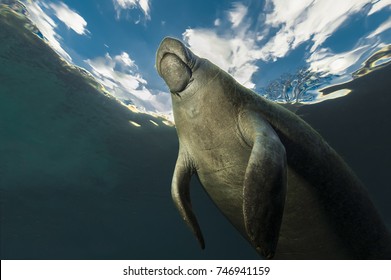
[{"x1": 160, "y1": 53, "x2": 191, "y2": 93}]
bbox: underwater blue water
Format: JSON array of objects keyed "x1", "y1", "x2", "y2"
[{"x1": 1, "y1": 2, "x2": 390, "y2": 259}]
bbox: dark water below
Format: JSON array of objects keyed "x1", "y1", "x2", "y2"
[
  {"x1": 1, "y1": 7, "x2": 390, "y2": 259},
  {"x1": 298, "y1": 66, "x2": 391, "y2": 231}
]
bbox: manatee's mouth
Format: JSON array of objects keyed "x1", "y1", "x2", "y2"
[
  {"x1": 156, "y1": 37, "x2": 196, "y2": 94},
  {"x1": 159, "y1": 53, "x2": 192, "y2": 93}
]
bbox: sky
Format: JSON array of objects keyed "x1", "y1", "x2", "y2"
[{"x1": 10, "y1": 0, "x2": 391, "y2": 116}]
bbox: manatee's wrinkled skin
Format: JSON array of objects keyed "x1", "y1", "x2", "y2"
[{"x1": 156, "y1": 37, "x2": 391, "y2": 259}]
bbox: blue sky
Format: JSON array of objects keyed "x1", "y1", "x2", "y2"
[{"x1": 16, "y1": 0, "x2": 391, "y2": 116}]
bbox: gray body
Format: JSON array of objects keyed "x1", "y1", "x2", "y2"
[{"x1": 156, "y1": 37, "x2": 391, "y2": 259}]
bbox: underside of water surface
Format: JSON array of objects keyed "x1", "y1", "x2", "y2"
[
  {"x1": 2, "y1": 0, "x2": 391, "y2": 114},
  {"x1": 1, "y1": 0, "x2": 391, "y2": 260}
]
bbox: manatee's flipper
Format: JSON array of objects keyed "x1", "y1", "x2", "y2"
[
  {"x1": 240, "y1": 111, "x2": 287, "y2": 259},
  {"x1": 172, "y1": 151, "x2": 205, "y2": 249}
]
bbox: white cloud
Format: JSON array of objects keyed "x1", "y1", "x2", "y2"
[
  {"x1": 264, "y1": 0, "x2": 314, "y2": 28},
  {"x1": 116, "y1": 52, "x2": 136, "y2": 67},
  {"x1": 183, "y1": 29, "x2": 262, "y2": 89},
  {"x1": 228, "y1": 2, "x2": 248, "y2": 28},
  {"x1": 23, "y1": 0, "x2": 72, "y2": 61},
  {"x1": 260, "y1": 0, "x2": 373, "y2": 60},
  {"x1": 85, "y1": 52, "x2": 171, "y2": 113},
  {"x1": 301, "y1": 2, "x2": 391, "y2": 83},
  {"x1": 23, "y1": 1, "x2": 89, "y2": 62},
  {"x1": 113, "y1": 0, "x2": 151, "y2": 20},
  {"x1": 367, "y1": 17, "x2": 391, "y2": 38},
  {"x1": 368, "y1": 0, "x2": 391, "y2": 15},
  {"x1": 183, "y1": 3, "x2": 262, "y2": 89},
  {"x1": 49, "y1": 2, "x2": 88, "y2": 35},
  {"x1": 86, "y1": 52, "x2": 146, "y2": 97}
]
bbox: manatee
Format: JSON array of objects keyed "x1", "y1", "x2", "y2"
[{"x1": 156, "y1": 37, "x2": 391, "y2": 259}]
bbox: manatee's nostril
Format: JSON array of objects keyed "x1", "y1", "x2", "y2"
[{"x1": 160, "y1": 53, "x2": 191, "y2": 93}]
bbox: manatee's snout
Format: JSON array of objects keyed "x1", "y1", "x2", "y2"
[{"x1": 156, "y1": 37, "x2": 196, "y2": 93}]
